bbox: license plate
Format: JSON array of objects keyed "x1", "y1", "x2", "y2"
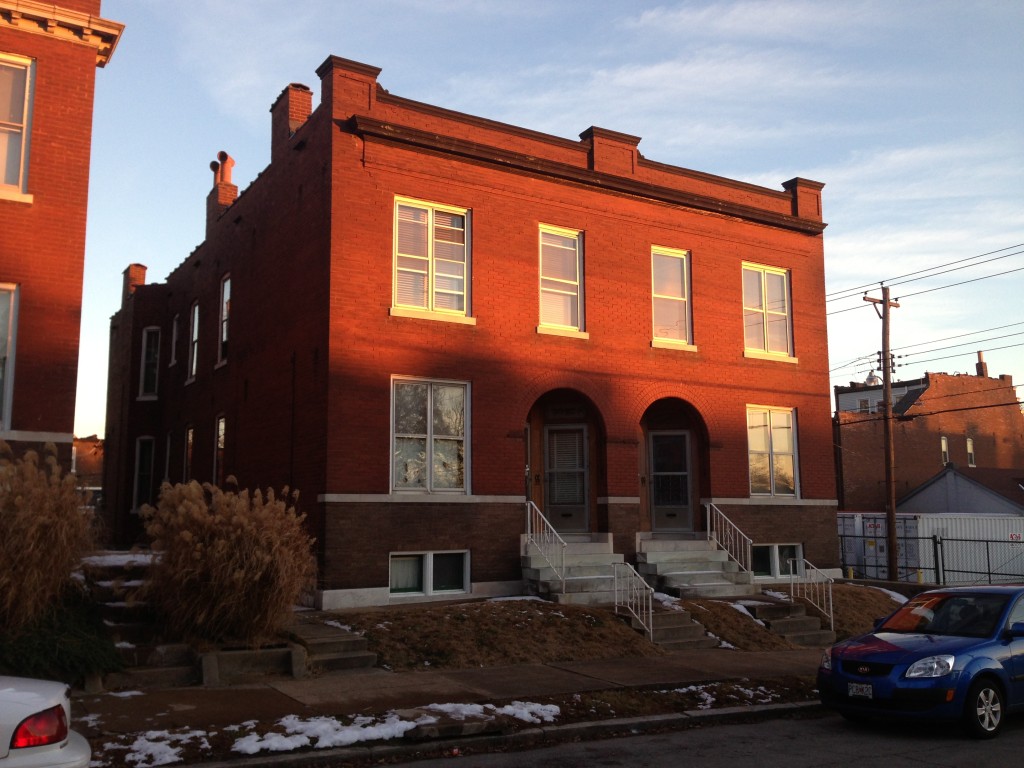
[{"x1": 848, "y1": 682, "x2": 873, "y2": 699}]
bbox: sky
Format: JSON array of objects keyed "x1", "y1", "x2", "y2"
[{"x1": 75, "y1": 0, "x2": 1024, "y2": 437}]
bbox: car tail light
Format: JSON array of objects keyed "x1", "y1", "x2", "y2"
[{"x1": 11, "y1": 704, "x2": 68, "y2": 749}]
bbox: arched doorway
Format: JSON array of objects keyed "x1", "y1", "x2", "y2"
[
  {"x1": 525, "y1": 389, "x2": 605, "y2": 534},
  {"x1": 641, "y1": 398, "x2": 708, "y2": 533}
]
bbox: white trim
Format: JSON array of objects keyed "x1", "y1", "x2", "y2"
[
  {"x1": 0, "y1": 283, "x2": 18, "y2": 431},
  {"x1": 0, "y1": 188, "x2": 31, "y2": 203},
  {"x1": 393, "y1": 196, "x2": 471, "y2": 317},
  {"x1": 704, "y1": 496, "x2": 838, "y2": 507},
  {"x1": 741, "y1": 261, "x2": 793, "y2": 357},
  {"x1": 319, "y1": 493, "x2": 523, "y2": 504},
  {"x1": 391, "y1": 375, "x2": 470, "y2": 494},
  {"x1": 651, "y1": 339, "x2": 698, "y2": 352},
  {"x1": 389, "y1": 306, "x2": 477, "y2": 325},
  {"x1": 0, "y1": 430, "x2": 73, "y2": 443},
  {"x1": 0, "y1": 52, "x2": 33, "y2": 195},
  {"x1": 538, "y1": 223, "x2": 584, "y2": 332},
  {"x1": 536, "y1": 326, "x2": 589, "y2": 340},
  {"x1": 651, "y1": 245, "x2": 692, "y2": 345},
  {"x1": 138, "y1": 325, "x2": 160, "y2": 397},
  {"x1": 744, "y1": 349, "x2": 798, "y2": 364}
]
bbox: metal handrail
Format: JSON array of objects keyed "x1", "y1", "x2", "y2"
[
  {"x1": 613, "y1": 562, "x2": 654, "y2": 640},
  {"x1": 705, "y1": 502, "x2": 752, "y2": 572},
  {"x1": 788, "y1": 558, "x2": 834, "y2": 631},
  {"x1": 525, "y1": 501, "x2": 566, "y2": 592}
]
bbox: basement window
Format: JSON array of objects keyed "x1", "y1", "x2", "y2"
[
  {"x1": 389, "y1": 551, "x2": 468, "y2": 596},
  {"x1": 752, "y1": 544, "x2": 802, "y2": 579}
]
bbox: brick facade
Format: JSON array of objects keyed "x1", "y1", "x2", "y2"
[
  {"x1": 105, "y1": 55, "x2": 839, "y2": 607},
  {"x1": 0, "y1": 1, "x2": 121, "y2": 463},
  {"x1": 835, "y1": 371, "x2": 1024, "y2": 511}
]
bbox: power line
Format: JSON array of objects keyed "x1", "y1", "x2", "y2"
[
  {"x1": 897, "y1": 341, "x2": 1024, "y2": 368},
  {"x1": 837, "y1": 400, "x2": 1023, "y2": 426},
  {"x1": 896, "y1": 264, "x2": 1024, "y2": 300},
  {"x1": 892, "y1": 321, "x2": 1024, "y2": 351},
  {"x1": 825, "y1": 243, "x2": 1024, "y2": 300},
  {"x1": 898, "y1": 331, "x2": 1024, "y2": 359}
]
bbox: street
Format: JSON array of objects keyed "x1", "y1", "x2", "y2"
[{"x1": 391, "y1": 711, "x2": 1024, "y2": 767}]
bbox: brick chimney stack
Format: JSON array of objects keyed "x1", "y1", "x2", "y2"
[
  {"x1": 206, "y1": 151, "x2": 238, "y2": 238},
  {"x1": 976, "y1": 351, "x2": 989, "y2": 378},
  {"x1": 270, "y1": 83, "x2": 313, "y2": 162},
  {"x1": 122, "y1": 263, "x2": 147, "y2": 306}
]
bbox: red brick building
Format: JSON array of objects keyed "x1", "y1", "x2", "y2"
[
  {"x1": 0, "y1": 1, "x2": 121, "y2": 460},
  {"x1": 105, "y1": 55, "x2": 838, "y2": 608},
  {"x1": 834, "y1": 363, "x2": 1024, "y2": 511}
]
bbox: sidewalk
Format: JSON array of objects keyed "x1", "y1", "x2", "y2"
[{"x1": 74, "y1": 648, "x2": 824, "y2": 766}]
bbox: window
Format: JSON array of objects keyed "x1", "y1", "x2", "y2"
[
  {"x1": 742, "y1": 264, "x2": 792, "y2": 357},
  {"x1": 169, "y1": 314, "x2": 179, "y2": 366},
  {"x1": 394, "y1": 199, "x2": 469, "y2": 315},
  {"x1": 187, "y1": 301, "x2": 199, "y2": 380},
  {"x1": 139, "y1": 327, "x2": 160, "y2": 397},
  {"x1": 967, "y1": 437, "x2": 976, "y2": 467},
  {"x1": 0, "y1": 285, "x2": 17, "y2": 431},
  {"x1": 390, "y1": 551, "x2": 468, "y2": 595},
  {"x1": 392, "y1": 377, "x2": 467, "y2": 492},
  {"x1": 753, "y1": 544, "x2": 803, "y2": 578},
  {"x1": 214, "y1": 415, "x2": 225, "y2": 486},
  {"x1": 940, "y1": 436, "x2": 949, "y2": 465},
  {"x1": 651, "y1": 247, "x2": 692, "y2": 344},
  {"x1": 183, "y1": 425, "x2": 194, "y2": 482},
  {"x1": 133, "y1": 437, "x2": 155, "y2": 510},
  {"x1": 164, "y1": 433, "x2": 171, "y2": 482},
  {"x1": 0, "y1": 53, "x2": 33, "y2": 196},
  {"x1": 747, "y1": 406, "x2": 798, "y2": 496},
  {"x1": 218, "y1": 275, "x2": 230, "y2": 363},
  {"x1": 539, "y1": 225, "x2": 584, "y2": 332},
  {"x1": 858, "y1": 398, "x2": 870, "y2": 413}
]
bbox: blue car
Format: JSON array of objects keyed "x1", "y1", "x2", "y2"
[{"x1": 818, "y1": 585, "x2": 1024, "y2": 738}]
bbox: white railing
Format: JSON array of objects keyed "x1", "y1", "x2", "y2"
[
  {"x1": 705, "y1": 502, "x2": 752, "y2": 572},
  {"x1": 525, "y1": 501, "x2": 566, "y2": 592},
  {"x1": 613, "y1": 562, "x2": 654, "y2": 640},
  {"x1": 788, "y1": 558, "x2": 834, "y2": 630}
]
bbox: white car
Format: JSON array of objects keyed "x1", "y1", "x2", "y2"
[{"x1": 0, "y1": 676, "x2": 90, "y2": 768}]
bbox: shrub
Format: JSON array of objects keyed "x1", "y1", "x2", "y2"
[
  {"x1": 141, "y1": 480, "x2": 316, "y2": 646},
  {"x1": 0, "y1": 442, "x2": 94, "y2": 633}
]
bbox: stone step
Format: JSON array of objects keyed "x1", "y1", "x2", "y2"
[
  {"x1": 116, "y1": 642, "x2": 194, "y2": 668},
  {"x1": 89, "y1": 578, "x2": 146, "y2": 603},
  {"x1": 652, "y1": 621, "x2": 708, "y2": 643},
  {"x1": 525, "y1": 540, "x2": 614, "y2": 555},
  {"x1": 104, "y1": 664, "x2": 199, "y2": 691},
  {"x1": 765, "y1": 616, "x2": 823, "y2": 634},
  {"x1": 747, "y1": 602, "x2": 806, "y2": 621},
  {"x1": 637, "y1": 549, "x2": 729, "y2": 564},
  {"x1": 637, "y1": 538, "x2": 713, "y2": 554},
  {"x1": 547, "y1": 590, "x2": 617, "y2": 606},
  {"x1": 658, "y1": 635, "x2": 721, "y2": 651},
  {"x1": 80, "y1": 552, "x2": 154, "y2": 582},
  {"x1": 639, "y1": 559, "x2": 739, "y2": 576},
  {"x1": 523, "y1": 563, "x2": 613, "y2": 581},
  {"x1": 521, "y1": 552, "x2": 624, "y2": 569},
  {"x1": 307, "y1": 650, "x2": 379, "y2": 672},
  {"x1": 665, "y1": 582, "x2": 761, "y2": 599},
  {"x1": 540, "y1": 575, "x2": 615, "y2": 594},
  {"x1": 202, "y1": 646, "x2": 302, "y2": 686},
  {"x1": 777, "y1": 629, "x2": 837, "y2": 647}
]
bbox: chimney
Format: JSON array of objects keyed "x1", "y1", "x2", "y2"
[
  {"x1": 579, "y1": 126, "x2": 641, "y2": 177},
  {"x1": 206, "y1": 151, "x2": 238, "y2": 238},
  {"x1": 122, "y1": 264, "x2": 147, "y2": 306},
  {"x1": 270, "y1": 83, "x2": 313, "y2": 161},
  {"x1": 976, "y1": 351, "x2": 989, "y2": 378}
]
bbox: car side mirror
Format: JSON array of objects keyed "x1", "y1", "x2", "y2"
[{"x1": 1008, "y1": 622, "x2": 1024, "y2": 638}]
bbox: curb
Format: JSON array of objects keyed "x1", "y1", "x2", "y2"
[{"x1": 182, "y1": 700, "x2": 824, "y2": 767}]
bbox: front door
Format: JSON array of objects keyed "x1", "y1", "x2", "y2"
[
  {"x1": 544, "y1": 425, "x2": 588, "y2": 532},
  {"x1": 650, "y1": 431, "x2": 692, "y2": 531}
]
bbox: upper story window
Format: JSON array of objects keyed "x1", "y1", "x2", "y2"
[
  {"x1": 392, "y1": 377, "x2": 468, "y2": 493},
  {"x1": 183, "y1": 425, "x2": 194, "y2": 482},
  {"x1": 747, "y1": 406, "x2": 798, "y2": 497},
  {"x1": 940, "y1": 435, "x2": 949, "y2": 465},
  {"x1": 539, "y1": 225, "x2": 585, "y2": 334},
  {"x1": 651, "y1": 247, "x2": 692, "y2": 346},
  {"x1": 133, "y1": 436, "x2": 155, "y2": 510},
  {"x1": 0, "y1": 53, "x2": 33, "y2": 199},
  {"x1": 393, "y1": 199, "x2": 470, "y2": 317},
  {"x1": 742, "y1": 264, "x2": 793, "y2": 359},
  {"x1": 0, "y1": 284, "x2": 17, "y2": 431},
  {"x1": 218, "y1": 275, "x2": 231, "y2": 364},
  {"x1": 187, "y1": 301, "x2": 199, "y2": 381},
  {"x1": 967, "y1": 437, "x2": 976, "y2": 467},
  {"x1": 139, "y1": 327, "x2": 160, "y2": 398},
  {"x1": 169, "y1": 314, "x2": 179, "y2": 366},
  {"x1": 214, "y1": 415, "x2": 226, "y2": 486}
]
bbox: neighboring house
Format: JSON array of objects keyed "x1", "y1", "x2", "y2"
[
  {"x1": 834, "y1": 362, "x2": 1024, "y2": 512},
  {"x1": 104, "y1": 55, "x2": 838, "y2": 608},
  {"x1": 72, "y1": 433, "x2": 103, "y2": 503},
  {"x1": 0, "y1": 1, "x2": 122, "y2": 462},
  {"x1": 897, "y1": 465, "x2": 1024, "y2": 517}
]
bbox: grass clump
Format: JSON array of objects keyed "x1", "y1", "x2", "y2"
[
  {"x1": 141, "y1": 480, "x2": 316, "y2": 646},
  {"x1": 0, "y1": 442, "x2": 94, "y2": 632}
]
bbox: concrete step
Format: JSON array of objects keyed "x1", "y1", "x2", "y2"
[
  {"x1": 548, "y1": 590, "x2": 616, "y2": 606},
  {"x1": 747, "y1": 602, "x2": 806, "y2": 621},
  {"x1": 521, "y1": 552, "x2": 624, "y2": 569},
  {"x1": 637, "y1": 549, "x2": 729, "y2": 565},
  {"x1": 658, "y1": 635, "x2": 721, "y2": 651},
  {"x1": 308, "y1": 650, "x2": 379, "y2": 672},
  {"x1": 665, "y1": 582, "x2": 761, "y2": 599},
  {"x1": 89, "y1": 578, "x2": 146, "y2": 603},
  {"x1": 525, "y1": 540, "x2": 614, "y2": 556},
  {"x1": 777, "y1": 629, "x2": 836, "y2": 647},
  {"x1": 523, "y1": 563, "x2": 613, "y2": 581},
  {"x1": 104, "y1": 664, "x2": 199, "y2": 690},
  {"x1": 116, "y1": 642, "x2": 194, "y2": 668},
  {"x1": 637, "y1": 538, "x2": 713, "y2": 554},
  {"x1": 540, "y1": 575, "x2": 615, "y2": 593},
  {"x1": 764, "y1": 616, "x2": 823, "y2": 634},
  {"x1": 639, "y1": 559, "x2": 738, "y2": 576}
]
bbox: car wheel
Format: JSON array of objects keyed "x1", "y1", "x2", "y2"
[{"x1": 963, "y1": 678, "x2": 1003, "y2": 739}]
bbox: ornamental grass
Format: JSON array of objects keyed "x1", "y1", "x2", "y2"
[{"x1": 141, "y1": 480, "x2": 316, "y2": 646}]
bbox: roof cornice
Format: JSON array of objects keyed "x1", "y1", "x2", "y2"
[
  {"x1": 0, "y1": 1, "x2": 123, "y2": 67},
  {"x1": 345, "y1": 115, "x2": 826, "y2": 235}
]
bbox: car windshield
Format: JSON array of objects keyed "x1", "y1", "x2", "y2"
[{"x1": 879, "y1": 593, "x2": 1009, "y2": 638}]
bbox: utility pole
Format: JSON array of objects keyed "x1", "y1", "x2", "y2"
[{"x1": 864, "y1": 286, "x2": 900, "y2": 581}]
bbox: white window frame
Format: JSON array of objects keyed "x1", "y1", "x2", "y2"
[
  {"x1": 391, "y1": 376, "x2": 469, "y2": 494},
  {"x1": 133, "y1": 436, "x2": 155, "y2": 510},
  {"x1": 217, "y1": 275, "x2": 230, "y2": 365},
  {"x1": 742, "y1": 263, "x2": 795, "y2": 361},
  {"x1": 186, "y1": 301, "x2": 199, "y2": 381},
  {"x1": 392, "y1": 198, "x2": 472, "y2": 321},
  {"x1": 746, "y1": 405, "x2": 799, "y2": 497},
  {"x1": 940, "y1": 435, "x2": 949, "y2": 465},
  {"x1": 538, "y1": 224, "x2": 587, "y2": 337},
  {"x1": 138, "y1": 326, "x2": 160, "y2": 399},
  {"x1": 389, "y1": 550, "x2": 470, "y2": 596},
  {"x1": 651, "y1": 246, "x2": 694, "y2": 349},
  {"x1": 0, "y1": 53, "x2": 34, "y2": 202},
  {"x1": 967, "y1": 437, "x2": 976, "y2": 467},
  {"x1": 169, "y1": 314, "x2": 179, "y2": 366},
  {"x1": 0, "y1": 284, "x2": 18, "y2": 432},
  {"x1": 752, "y1": 543, "x2": 803, "y2": 579},
  {"x1": 214, "y1": 415, "x2": 226, "y2": 486}
]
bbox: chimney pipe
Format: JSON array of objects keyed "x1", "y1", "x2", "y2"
[
  {"x1": 122, "y1": 264, "x2": 147, "y2": 306},
  {"x1": 976, "y1": 351, "x2": 989, "y2": 378},
  {"x1": 206, "y1": 151, "x2": 238, "y2": 238}
]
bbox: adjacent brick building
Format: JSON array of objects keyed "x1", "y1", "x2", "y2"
[
  {"x1": 105, "y1": 55, "x2": 838, "y2": 608},
  {"x1": 834, "y1": 360, "x2": 1024, "y2": 511},
  {"x1": 0, "y1": 1, "x2": 121, "y2": 460}
]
